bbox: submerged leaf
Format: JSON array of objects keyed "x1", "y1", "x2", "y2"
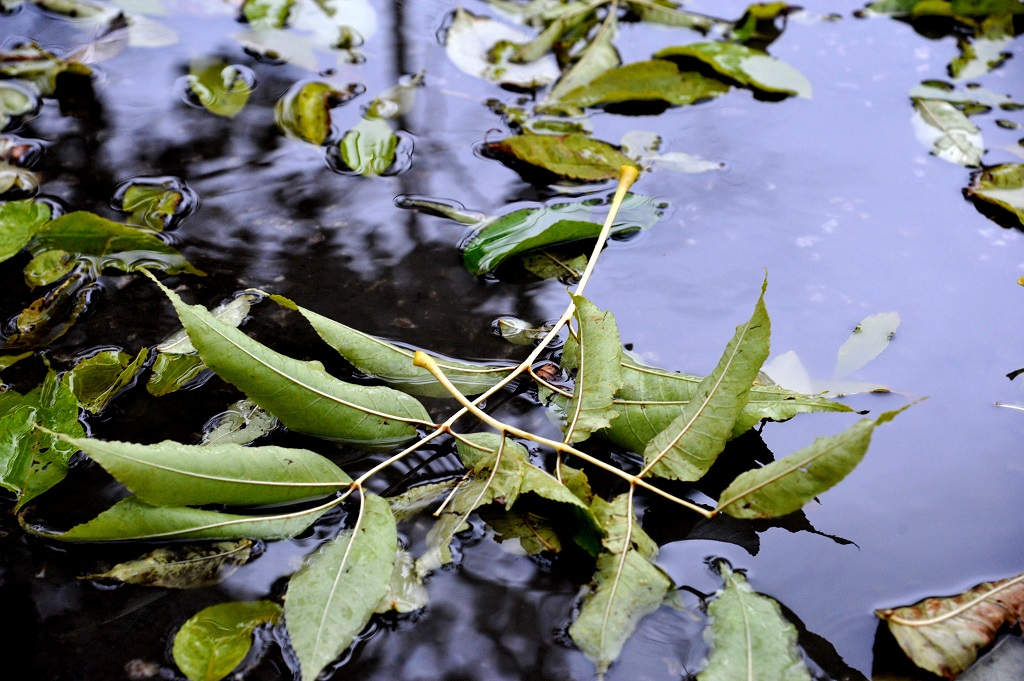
[
  {"x1": 569, "y1": 492, "x2": 672, "y2": 673},
  {"x1": 486, "y1": 133, "x2": 639, "y2": 183},
  {"x1": 561, "y1": 295, "x2": 623, "y2": 443},
  {"x1": 187, "y1": 58, "x2": 254, "y2": 119},
  {"x1": 876, "y1": 571, "x2": 1024, "y2": 678},
  {"x1": 285, "y1": 493, "x2": 396, "y2": 681},
  {"x1": 0, "y1": 42, "x2": 93, "y2": 96},
  {"x1": 375, "y1": 548, "x2": 428, "y2": 614},
  {"x1": 173, "y1": 600, "x2": 282, "y2": 681},
  {"x1": 67, "y1": 348, "x2": 148, "y2": 414},
  {"x1": 270, "y1": 294, "x2": 514, "y2": 398},
  {"x1": 965, "y1": 163, "x2": 1024, "y2": 227},
  {"x1": 444, "y1": 7, "x2": 560, "y2": 89},
  {"x1": 655, "y1": 42, "x2": 812, "y2": 98},
  {"x1": 0, "y1": 81, "x2": 38, "y2": 131},
  {"x1": 84, "y1": 540, "x2": 254, "y2": 588},
  {"x1": 641, "y1": 281, "x2": 771, "y2": 481},
  {"x1": 462, "y1": 192, "x2": 665, "y2": 276},
  {"x1": 698, "y1": 563, "x2": 811, "y2": 681},
  {"x1": 119, "y1": 183, "x2": 184, "y2": 232},
  {"x1": 911, "y1": 98, "x2": 983, "y2": 167},
  {"x1": 62, "y1": 435, "x2": 351, "y2": 507},
  {"x1": 833, "y1": 311, "x2": 900, "y2": 380},
  {"x1": 149, "y1": 275, "x2": 431, "y2": 448},
  {"x1": 202, "y1": 398, "x2": 279, "y2": 447},
  {"x1": 715, "y1": 407, "x2": 907, "y2": 519}
]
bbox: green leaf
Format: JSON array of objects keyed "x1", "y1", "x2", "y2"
[
  {"x1": 730, "y1": 2, "x2": 793, "y2": 48},
  {"x1": 286, "y1": 493, "x2": 396, "y2": 681},
  {"x1": 0, "y1": 199, "x2": 50, "y2": 263},
  {"x1": 908, "y1": 82, "x2": 1016, "y2": 110},
  {"x1": 62, "y1": 435, "x2": 351, "y2": 507},
  {"x1": 698, "y1": 563, "x2": 811, "y2": 681},
  {"x1": 0, "y1": 351, "x2": 32, "y2": 371},
  {"x1": 642, "y1": 280, "x2": 771, "y2": 481},
  {"x1": 444, "y1": 7, "x2": 560, "y2": 89},
  {"x1": 486, "y1": 133, "x2": 639, "y2": 183},
  {"x1": 966, "y1": 163, "x2": 1024, "y2": 227},
  {"x1": 911, "y1": 98, "x2": 983, "y2": 167},
  {"x1": 84, "y1": 540, "x2": 254, "y2": 588},
  {"x1": 0, "y1": 160, "x2": 40, "y2": 196},
  {"x1": 173, "y1": 600, "x2": 282, "y2": 681},
  {"x1": 30, "y1": 211, "x2": 205, "y2": 276},
  {"x1": 0, "y1": 370, "x2": 84, "y2": 510},
  {"x1": 270, "y1": 294, "x2": 513, "y2": 398},
  {"x1": 625, "y1": 0, "x2": 730, "y2": 33},
  {"x1": 375, "y1": 548, "x2": 429, "y2": 614},
  {"x1": 715, "y1": 408, "x2": 907, "y2": 518},
  {"x1": 655, "y1": 42, "x2": 812, "y2": 99},
  {"x1": 44, "y1": 496, "x2": 329, "y2": 541},
  {"x1": 561, "y1": 295, "x2": 623, "y2": 443},
  {"x1": 149, "y1": 274, "x2": 431, "y2": 449},
  {"x1": 242, "y1": 0, "x2": 294, "y2": 29},
  {"x1": 187, "y1": 58, "x2": 253, "y2": 119},
  {"x1": 569, "y1": 493, "x2": 672, "y2": 673},
  {"x1": 0, "y1": 81, "x2": 38, "y2": 130},
  {"x1": 5, "y1": 270, "x2": 95, "y2": 349},
  {"x1": 0, "y1": 42, "x2": 93, "y2": 96},
  {"x1": 462, "y1": 193, "x2": 665, "y2": 275},
  {"x1": 275, "y1": 81, "x2": 339, "y2": 145},
  {"x1": 554, "y1": 59, "x2": 729, "y2": 111},
  {"x1": 546, "y1": 10, "x2": 620, "y2": 104},
  {"x1": 201, "y1": 398, "x2": 279, "y2": 447},
  {"x1": 120, "y1": 183, "x2": 183, "y2": 232},
  {"x1": 67, "y1": 348, "x2": 148, "y2": 414},
  {"x1": 339, "y1": 116, "x2": 397, "y2": 176},
  {"x1": 23, "y1": 250, "x2": 75, "y2": 288}
]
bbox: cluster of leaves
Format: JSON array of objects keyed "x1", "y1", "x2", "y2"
[
  {"x1": 865, "y1": 0, "x2": 1024, "y2": 232},
  {"x1": 0, "y1": 3, "x2": 928, "y2": 681}
]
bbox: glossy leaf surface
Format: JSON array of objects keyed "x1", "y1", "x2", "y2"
[
  {"x1": 655, "y1": 42, "x2": 812, "y2": 98},
  {"x1": 556, "y1": 59, "x2": 730, "y2": 110},
  {"x1": 966, "y1": 163, "x2": 1024, "y2": 227},
  {"x1": 561, "y1": 295, "x2": 623, "y2": 443},
  {"x1": 173, "y1": 600, "x2": 282, "y2": 681},
  {"x1": 486, "y1": 133, "x2": 639, "y2": 182}
]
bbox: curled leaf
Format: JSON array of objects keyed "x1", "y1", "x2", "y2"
[
  {"x1": 173, "y1": 600, "x2": 282, "y2": 681},
  {"x1": 444, "y1": 7, "x2": 560, "y2": 89}
]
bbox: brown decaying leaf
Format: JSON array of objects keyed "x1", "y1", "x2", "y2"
[{"x1": 875, "y1": 571, "x2": 1024, "y2": 678}]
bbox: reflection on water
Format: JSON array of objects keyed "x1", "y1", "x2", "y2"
[{"x1": 1, "y1": 0, "x2": 1023, "y2": 679}]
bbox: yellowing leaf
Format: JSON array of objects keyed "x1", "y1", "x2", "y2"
[{"x1": 84, "y1": 540, "x2": 254, "y2": 588}]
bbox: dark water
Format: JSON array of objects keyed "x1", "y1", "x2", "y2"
[{"x1": 2, "y1": 1, "x2": 1023, "y2": 679}]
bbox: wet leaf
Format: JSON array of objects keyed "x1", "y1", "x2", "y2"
[
  {"x1": 655, "y1": 42, "x2": 812, "y2": 99},
  {"x1": 30, "y1": 211, "x2": 205, "y2": 276},
  {"x1": 0, "y1": 81, "x2": 38, "y2": 131},
  {"x1": 621, "y1": 130, "x2": 725, "y2": 174},
  {"x1": 0, "y1": 199, "x2": 50, "y2": 263},
  {"x1": 715, "y1": 407, "x2": 907, "y2": 518},
  {"x1": 642, "y1": 280, "x2": 770, "y2": 481},
  {"x1": 173, "y1": 600, "x2": 282, "y2": 681},
  {"x1": 965, "y1": 163, "x2": 1024, "y2": 227},
  {"x1": 569, "y1": 492, "x2": 672, "y2": 674},
  {"x1": 554, "y1": 59, "x2": 730, "y2": 111},
  {"x1": 270, "y1": 294, "x2": 514, "y2": 398},
  {"x1": 561, "y1": 295, "x2": 623, "y2": 443},
  {"x1": 546, "y1": 10, "x2": 620, "y2": 104},
  {"x1": 339, "y1": 117, "x2": 396, "y2": 176},
  {"x1": 231, "y1": 29, "x2": 318, "y2": 72},
  {"x1": 290, "y1": 0, "x2": 378, "y2": 51},
  {"x1": 480, "y1": 506, "x2": 563, "y2": 554},
  {"x1": 698, "y1": 563, "x2": 811, "y2": 681},
  {"x1": 444, "y1": 7, "x2": 560, "y2": 89},
  {"x1": 833, "y1": 311, "x2": 900, "y2": 380},
  {"x1": 952, "y1": 33, "x2": 1013, "y2": 80},
  {"x1": 0, "y1": 351, "x2": 32, "y2": 371},
  {"x1": 0, "y1": 370, "x2": 84, "y2": 510},
  {"x1": 202, "y1": 398, "x2": 279, "y2": 447},
  {"x1": 625, "y1": 0, "x2": 731, "y2": 33},
  {"x1": 285, "y1": 493, "x2": 396, "y2": 681},
  {"x1": 462, "y1": 193, "x2": 664, "y2": 275},
  {"x1": 0, "y1": 160, "x2": 41, "y2": 196},
  {"x1": 23, "y1": 250, "x2": 76, "y2": 288},
  {"x1": 486, "y1": 133, "x2": 639, "y2": 183},
  {"x1": 730, "y1": 2, "x2": 795, "y2": 48},
  {"x1": 84, "y1": 540, "x2": 254, "y2": 588},
  {"x1": 66, "y1": 347, "x2": 148, "y2": 413},
  {"x1": 908, "y1": 82, "x2": 1016, "y2": 110},
  {"x1": 64, "y1": 435, "x2": 351, "y2": 507},
  {"x1": 521, "y1": 249, "x2": 588, "y2": 281},
  {"x1": 186, "y1": 59, "x2": 253, "y2": 119},
  {"x1": 875, "y1": 572, "x2": 1024, "y2": 678},
  {"x1": 869, "y1": 0, "x2": 1024, "y2": 18},
  {"x1": 242, "y1": 0, "x2": 294, "y2": 29},
  {"x1": 149, "y1": 274, "x2": 431, "y2": 449},
  {"x1": 275, "y1": 81, "x2": 340, "y2": 145},
  {"x1": 911, "y1": 98, "x2": 983, "y2": 167},
  {"x1": 45, "y1": 495, "x2": 330, "y2": 541},
  {"x1": 375, "y1": 548, "x2": 428, "y2": 614},
  {"x1": 120, "y1": 183, "x2": 183, "y2": 231},
  {"x1": 0, "y1": 42, "x2": 93, "y2": 96}
]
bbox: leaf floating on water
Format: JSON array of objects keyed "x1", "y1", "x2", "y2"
[
  {"x1": 0, "y1": 42, "x2": 93, "y2": 96},
  {"x1": 173, "y1": 600, "x2": 282, "y2": 681},
  {"x1": 84, "y1": 539, "x2": 254, "y2": 588},
  {"x1": 0, "y1": 159, "x2": 41, "y2": 196},
  {"x1": 275, "y1": 80, "x2": 350, "y2": 145},
  {"x1": 375, "y1": 548, "x2": 429, "y2": 614},
  {"x1": 655, "y1": 42, "x2": 812, "y2": 99},
  {"x1": 444, "y1": 7, "x2": 560, "y2": 89},
  {"x1": 461, "y1": 192, "x2": 665, "y2": 275},
  {"x1": 67, "y1": 347, "x2": 149, "y2": 414},
  {"x1": 186, "y1": 59, "x2": 255, "y2": 119},
  {"x1": 486, "y1": 133, "x2": 639, "y2": 183},
  {"x1": 286, "y1": 493, "x2": 396, "y2": 681},
  {"x1": 876, "y1": 571, "x2": 1024, "y2": 678},
  {"x1": 338, "y1": 116, "x2": 398, "y2": 176},
  {"x1": 0, "y1": 81, "x2": 39, "y2": 131},
  {"x1": 553, "y1": 59, "x2": 730, "y2": 112},
  {"x1": 242, "y1": 0, "x2": 296, "y2": 29},
  {"x1": 911, "y1": 98, "x2": 984, "y2": 167},
  {"x1": 698, "y1": 563, "x2": 812, "y2": 681},
  {"x1": 545, "y1": 8, "x2": 620, "y2": 104},
  {"x1": 0, "y1": 199, "x2": 50, "y2": 263},
  {"x1": 965, "y1": 163, "x2": 1024, "y2": 228},
  {"x1": 116, "y1": 180, "x2": 189, "y2": 232}
]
